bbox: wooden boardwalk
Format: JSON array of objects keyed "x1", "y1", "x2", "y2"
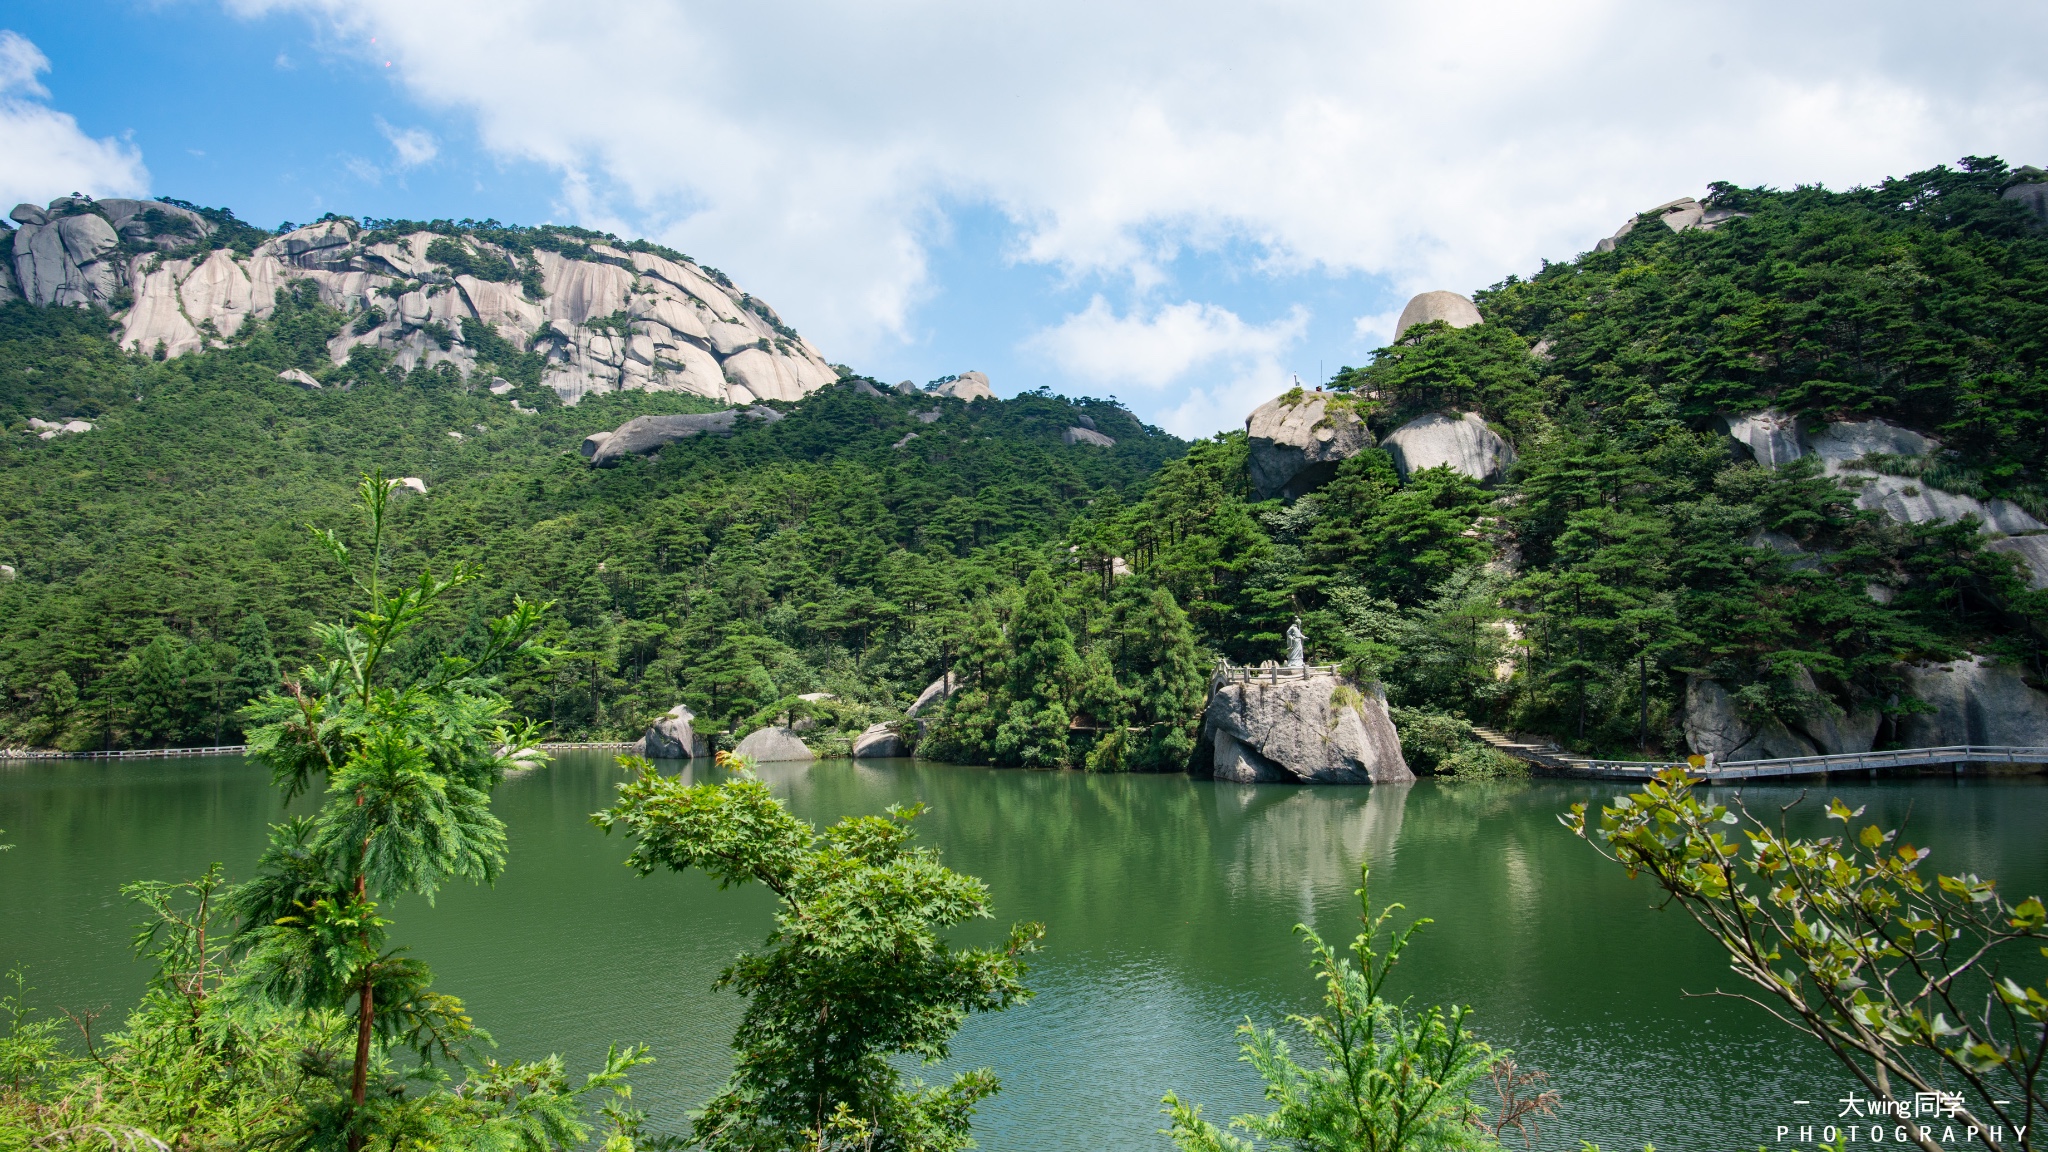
[
  {"x1": 1, "y1": 741, "x2": 642, "y2": 762},
  {"x1": 1469, "y1": 727, "x2": 2048, "y2": 782}
]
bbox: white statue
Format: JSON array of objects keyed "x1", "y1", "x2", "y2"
[{"x1": 1285, "y1": 617, "x2": 1305, "y2": 669}]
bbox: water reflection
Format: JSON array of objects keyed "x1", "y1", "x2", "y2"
[
  {"x1": 1217, "y1": 782, "x2": 1408, "y2": 918},
  {"x1": 3, "y1": 755, "x2": 2043, "y2": 1152}
]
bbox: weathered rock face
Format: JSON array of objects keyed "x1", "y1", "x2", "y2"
[
  {"x1": 733, "y1": 726, "x2": 815, "y2": 763},
  {"x1": 1804, "y1": 419, "x2": 1934, "y2": 464},
  {"x1": 852, "y1": 722, "x2": 907, "y2": 759},
  {"x1": 2005, "y1": 182, "x2": 2048, "y2": 228},
  {"x1": 930, "y1": 370, "x2": 996, "y2": 402},
  {"x1": 1245, "y1": 391, "x2": 1371, "y2": 500},
  {"x1": 1683, "y1": 674, "x2": 1879, "y2": 761},
  {"x1": 1987, "y1": 535, "x2": 2048, "y2": 590},
  {"x1": 27, "y1": 418, "x2": 93, "y2": 439},
  {"x1": 1393, "y1": 290, "x2": 1482, "y2": 335},
  {"x1": 278, "y1": 368, "x2": 321, "y2": 389},
  {"x1": 644, "y1": 704, "x2": 706, "y2": 758},
  {"x1": 906, "y1": 671, "x2": 961, "y2": 719},
  {"x1": 1718, "y1": 409, "x2": 1807, "y2": 468},
  {"x1": 1729, "y1": 413, "x2": 2048, "y2": 564},
  {"x1": 1200, "y1": 672, "x2": 1412, "y2": 784},
  {"x1": 1380, "y1": 411, "x2": 1514, "y2": 484},
  {"x1": 1063, "y1": 426, "x2": 1115, "y2": 447},
  {"x1": 1900, "y1": 657, "x2": 2048, "y2": 747},
  {"x1": 7, "y1": 195, "x2": 837, "y2": 408},
  {"x1": 1594, "y1": 196, "x2": 1749, "y2": 252},
  {"x1": 587, "y1": 405, "x2": 783, "y2": 465}
]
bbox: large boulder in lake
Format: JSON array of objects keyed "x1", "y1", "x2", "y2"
[
  {"x1": 852, "y1": 723, "x2": 907, "y2": 758},
  {"x1": 1380, "y1": 412, "x2": 1513, "y2": 484},
  {"x1": 1393, "y1": 290, "x2": 1482, "y2": 336},
  {"x1": 732, "y1": 726, "x2": 815, "y2": 762},
  {"x1": 644, "y1": 704, "x2": 706, "y2": 758},
  {"x1": 1899, "y1": 656, "x2": 2048, "y2": 748},
  {"x1": 588, "y1": 405, "x2": 783, "y2": 465},
  {"x1": 1245, "y1": 391, "x2": 1372, "y2": 500},
  {"x1": 1199, "y1": 670, "x2": 1412, "y2": 784}
]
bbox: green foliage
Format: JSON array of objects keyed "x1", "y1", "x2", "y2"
[
  {"x1": 1569, "y1": 770, "x2": 2048, "y2": 1149},
  {"x1": 229, "y1": 475, "x2": 558, "y2": 1147},
  {"x1": 425, "y1": 236, "x2": 518, "y2": 283},
  {"x1": 1387, "y1": 708, "x2": 1522, "y2": 779},
  {"x1": 0, "y1": 292, "x2": 1180, "y2": 749},
  {"x1": 1161, "y1": 869, "x2": 1505, "y2": 1152},
  {"x1": 597, "y1": 754, "x2": 1042, "y2": 1151},
  {"x1": 1066, "y1": 156, "x2": 2048, "y2": 757}
]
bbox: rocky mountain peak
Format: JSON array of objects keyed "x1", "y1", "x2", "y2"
[{"x1": 2, "y1": 195, "x2": 836, "y2": 407}]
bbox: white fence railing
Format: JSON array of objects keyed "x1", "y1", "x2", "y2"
[{"x1": 1571, "y1": 745, "x2": 2048, "y2": 781}]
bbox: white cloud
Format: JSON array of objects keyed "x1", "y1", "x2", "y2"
[
  {"x1": 1030, "y1": 298, "x2": 1308, "y2": 436},
  {"x1": 376, "y1": 117, "x2": 437, "y2": 168},
  {"x1": 0, "y1": 31, "x2": 148, "y2": 209},
  {"x1": 222, "y1": 0, "x2": 2048, "y2": 423}
]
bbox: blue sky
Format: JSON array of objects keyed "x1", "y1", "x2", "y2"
[{"x1": 6, "y1": 0, "x2": 2047, "y2": 435}]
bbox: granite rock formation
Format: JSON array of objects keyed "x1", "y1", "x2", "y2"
[
  {"x1": 1682, "y1": 673, "x2": 1879, "y2": 761},
  {"x1": 4, "y1": 195, "x2": 837, "y2": 408},
  {"x1": 644, "y1": 704, "x2": 706, "y2": 758},
  {"x1": 1723, "y1": 411, "x2": 2048, "y2": 566},
  {"x1": 586, "y1": 405, "x2": 784, "y2": 465},
  {"x1": 2005, "y1": 179, "x2": 2048, "y2": 228},
  {"x1": 1718, "y1": 410, "x2": 1808, "y2": 469},
  {"x1": 1244, "y1": 390, "x2": 1371, "y2": 500},
  {"x1": 1899, "y1": 657, "x2": 2048, "y2": 747},
  {"x1": 1594, "y1": 196, "x2": 1749, "y2": 252},
  {"x1": 851, "y1": 723, "x2": 907, "y2": 758},
  {"x1": 1199, "y1": 671, "x2": 1411, "y2": 784},
  {"x1": 1063, "y1": 426, "x2": 1116, "y2": 447},
  {"x1": 1380, "y1": 412, "x2": 1514, "y2": 484},
  {"x1": 1393, "y1": 290, "x2": 1482, "y2": 335},
  {"x1": 733, "y1": 726, "x2": 815, "y2": 762},
  {"x1": 929, "y1": 371, "x2": 996, "y2": 402}
]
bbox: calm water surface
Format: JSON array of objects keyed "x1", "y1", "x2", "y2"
[{"x1": 3, "y1": 753, "x2": 2043, "y2": 1151}]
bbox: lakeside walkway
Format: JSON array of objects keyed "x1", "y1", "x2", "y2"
[
  {"x1": 0, "y1": 741, "x2": 643, "y2": 762},
  {"x1": 1469, "y1": 726, "x2": 2048, "y2": 781}
]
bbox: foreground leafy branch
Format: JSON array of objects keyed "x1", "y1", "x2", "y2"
[
  {"x1": 597, "y1": 752, "x2": 1042, "y2": 1151},
  {"x1": 1566, "y1": 768, "x2": 2046, "y2": 1152},
  {"x1": 1161, "y1": 866, "x2": 1509, "y2": 1152}
]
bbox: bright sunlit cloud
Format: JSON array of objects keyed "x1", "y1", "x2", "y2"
[
  {"x1": 0, "y1": 30, "x2": 147, "y2": 209},
  {"x1": 376, "y1": 117, "x2": 437, "y2": 168}
]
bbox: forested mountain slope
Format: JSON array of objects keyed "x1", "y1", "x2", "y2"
[
  {"x1": 1065, "y1": 157, "x2": 2048, "y2": 763},
  {"x1": 0, "y1": 286, "x2": 1181, "y2": 750},
  {"x1": 5, "y1": 157, "x2": 2047, "y2": 766}
]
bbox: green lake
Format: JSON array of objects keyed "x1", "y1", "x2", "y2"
[{"x1": 4, "y1": 753, "x2": 2043, "y2": 1150}]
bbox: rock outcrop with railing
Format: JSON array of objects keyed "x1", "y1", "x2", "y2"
[{"x1": 1199, "y1": 660, "x2": 1411, "y2": 784}]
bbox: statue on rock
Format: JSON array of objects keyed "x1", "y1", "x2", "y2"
[{"x1": 1286, "y1": 617, "x2": 1305, "y2": 669}]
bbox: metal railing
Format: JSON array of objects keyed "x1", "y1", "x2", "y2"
[
  {"x1": 1569, "y1": 745, "x2": 2048, "y2": 781},
  {"x1": 0, "y1": 741, "x2": 647, "y2": 762},
  {"x1": 0, "y1": 744, "x2": 250, "y2": 761},
  {"x1": 1211, "y1": 660, "x2": 1346, "y2": 686}
]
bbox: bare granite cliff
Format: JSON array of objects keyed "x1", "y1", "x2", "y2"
[{"x1": 4, "y1": 195, "x2": 838, "y2": 407}]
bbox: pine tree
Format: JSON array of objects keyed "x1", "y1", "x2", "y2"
[
  {"x1": 231, "y1": 474, "x2": 553, "y2": 1151},
  {"x1": 228, "y1": 612, "x2": 280, "y2": 717}
]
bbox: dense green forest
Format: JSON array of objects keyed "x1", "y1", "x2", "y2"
[
  {"x1": 3, "y1": 156, "x2": 2046, "y2": 762},
  {"x1": 0, "y1": 282, "x2": 1180, "y2": 751},
  {"x1": 1063, "y1": 156, "x2": 2048, "y2": 756}
]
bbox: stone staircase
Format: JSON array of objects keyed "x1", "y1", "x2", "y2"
[{"x1": 1468, "y1": 726, "x2": 1588, "y2": 773}]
